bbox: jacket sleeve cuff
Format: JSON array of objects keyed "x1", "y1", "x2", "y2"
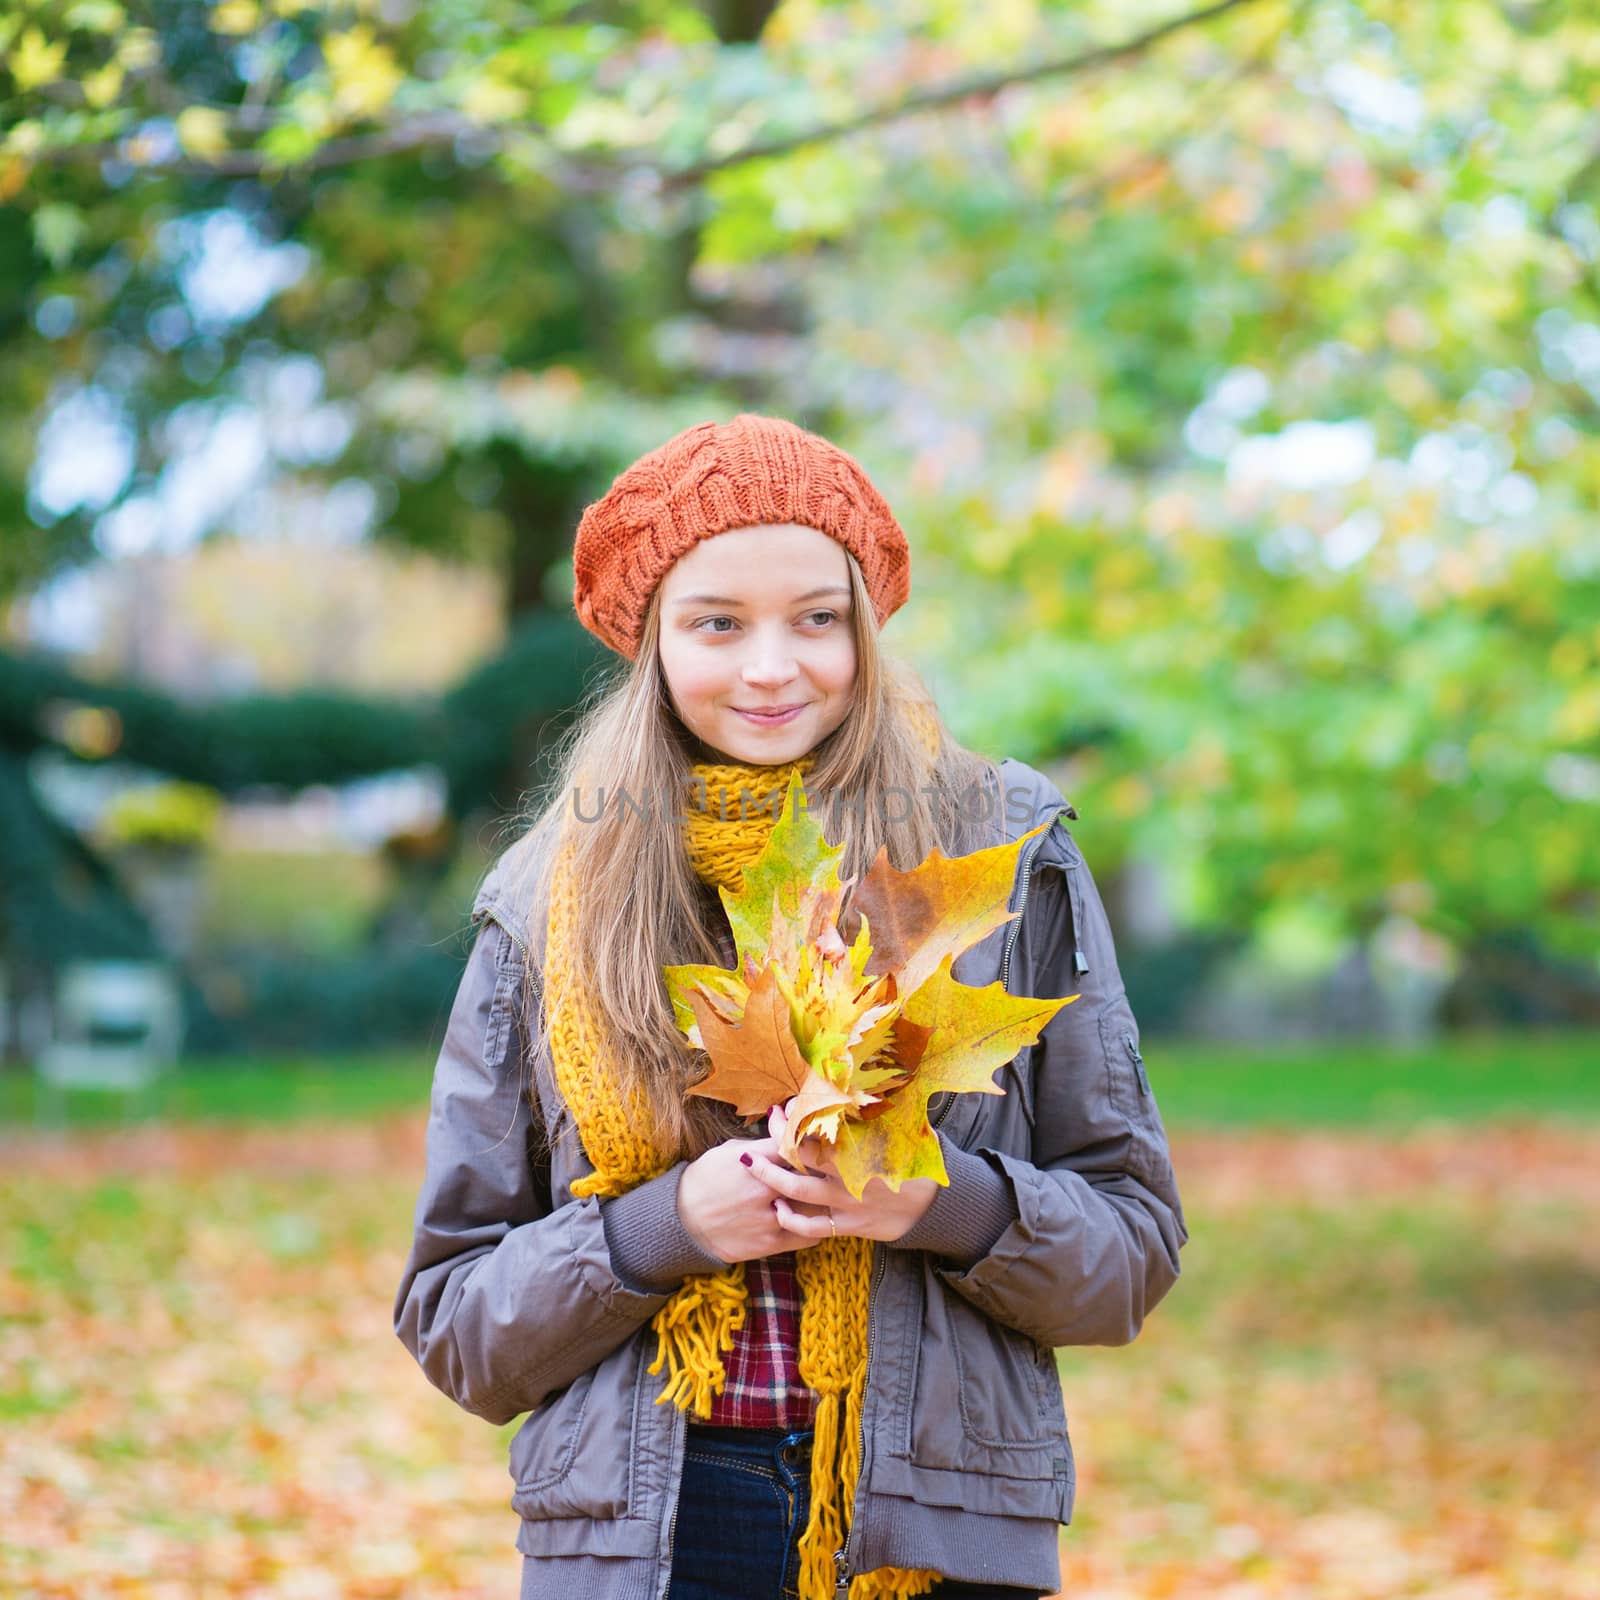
[
  {"x1": 599, "y1": 1162, "x2": 731, "y2": 1292},
  {"x1": 893, "y1": 1135, "x2": 1019, "y2": 1268}
]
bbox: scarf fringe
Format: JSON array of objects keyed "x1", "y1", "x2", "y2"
[
  {"x1": 796, "y1": 1390, "x2": 845, "y2": 1597},
  {"x1": 794, "y1": 1340, "x2": 941, "y2": 1600},
  {"x1": 646, "y1": 1265, "x2": 749, "y2": 1415},
  {"x1": 854, "y1": 1569, "x2": 945, "y2": 1598},
  {"x1": 570, "y1": 1171, "x2": 624, "y2": 1200}
]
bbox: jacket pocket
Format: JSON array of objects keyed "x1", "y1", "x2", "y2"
[
  {"x1": 507, "y1": 1331, "x2": 642, "y2": 1521},
  {"x1": 904, "y1": 1266, "x2": 1062, "y2": 1472},
  {"x1": 1002, "y1": 1042, "x2": 1036, "y2": 1129},
  {"x1": 1097, "y1": 1003, "x2": 1145, "y2": 1118},
  {"x1": 1096, "y1": 999, "x2": 1173, "y2": 1190}
]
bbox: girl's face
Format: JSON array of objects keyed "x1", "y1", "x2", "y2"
[{"x1": 657, "y1": 523, "x2": 858, "y2": 766}]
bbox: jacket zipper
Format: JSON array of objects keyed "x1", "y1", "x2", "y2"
[
  {"x1": 1063, "y1": 865, "x2": 1089, "y2": 977},
  {"x1": 664, "y1": 1416, "x2": 683, "y2": 1600},
  {"x1": 835, "y1": 1238, "x2": 887, "y2": 1595},
  {"x1": 999, "y1": 809, "x2": 1072, "y2": 992},
  {"x1": 1123, "y1": 1031, "x2": 1150, "y2": 1097},
  {"x1": 482, "y1": 905, "x2": 529, "y2": 959},
  {"x1": 481, "y1": 907, "x2": 545, "y2": 1014}
]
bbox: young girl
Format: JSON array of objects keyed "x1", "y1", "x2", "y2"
[{"x1": 395, "y1": 413, "x2": 1188, "y2": 1600}]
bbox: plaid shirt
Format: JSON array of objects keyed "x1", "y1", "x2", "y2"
[{"x1": 706, "y1": 1248, "x2": 819, "y2": 1428}]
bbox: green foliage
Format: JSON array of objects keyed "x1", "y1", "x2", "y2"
[
  {"x1": 185, "y1": 943, "x2": 467, "y2": 1056},
  {"x1": 0, "y1": 748, "x2": 156, "y2": 963}
]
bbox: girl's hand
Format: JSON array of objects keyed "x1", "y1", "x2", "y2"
[
  {"x1": 745, "y1": 1100, "x2": 941, "y2": 1244},
  {"x1": 677, "y1": 1129, "x2": 836, "y2": 1264}
]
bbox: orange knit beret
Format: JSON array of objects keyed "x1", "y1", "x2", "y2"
[{"x1": 571, "y1": 412, "x2": 911, "y2": 660}]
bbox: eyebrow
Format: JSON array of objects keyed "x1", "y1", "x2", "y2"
[{"x1": 672, "y1": 585, "x2": 852, "y2": 607}]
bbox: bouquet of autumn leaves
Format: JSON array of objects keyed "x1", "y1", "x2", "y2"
[{"x1": 664, "y1": 772, "x2": 1079, "y2": 1199}]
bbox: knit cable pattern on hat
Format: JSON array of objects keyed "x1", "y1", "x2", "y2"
[
  {"x1": 572, "y1": 413, "x2": 911, "y2": 660},
  {"x1": 541, "y1": 714, "x2": 944, "y2": 1599}
]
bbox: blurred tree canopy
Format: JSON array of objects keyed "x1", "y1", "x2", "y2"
[{"x1": 2, "y1": 0, "x2": 1597, "y2": 976}]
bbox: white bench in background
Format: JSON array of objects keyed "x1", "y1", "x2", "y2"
[{"x1": 31, "y1": 962, "x2": 185, "y2": 1128}]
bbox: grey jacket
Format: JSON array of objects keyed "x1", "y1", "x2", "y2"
[{"x1": 393, "y1": 758, "x2": 1187, "y2": 1598}]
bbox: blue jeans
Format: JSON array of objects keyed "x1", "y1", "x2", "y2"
[{"x1": 667, "y1": 1422, "x2": 1050, "y2": 1600}]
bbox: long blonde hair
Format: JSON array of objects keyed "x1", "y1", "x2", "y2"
[{"x1": 490, "y1": 548, "x2": 1002, "y2": 1165}]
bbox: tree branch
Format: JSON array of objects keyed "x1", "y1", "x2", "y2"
[
  {"x1": 1046, "y1": 0, "x2": 1294, "y2": 213},
  {"x1": 651, "y1": 0, "x2": 1269, "y2": 189},
  {"x1": 31, "y1": 0, "x2": 1271, "y2": 188}
]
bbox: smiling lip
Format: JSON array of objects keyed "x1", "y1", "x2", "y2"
[{"x1": 733, "y1": 704, "x2": 807, "y2": 725}]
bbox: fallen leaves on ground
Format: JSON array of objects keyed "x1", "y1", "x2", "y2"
[{"x1": 1, "y1": 1117, "x2": 1596, "y2": 1598}]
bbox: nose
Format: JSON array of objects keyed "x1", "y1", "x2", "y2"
[{"x1": 740, "y1": 630, "x2": 800, "y2": 689}]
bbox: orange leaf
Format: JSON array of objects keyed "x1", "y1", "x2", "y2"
[{"x1": 683, "y1": 961, "x2": 812, "y2": 1118}]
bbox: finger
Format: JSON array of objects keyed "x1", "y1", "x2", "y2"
[
  {"x1": 786, "y1": 1129, "x2": 839, "y2": 1180},
  {"x1": 772, "y1": 1195, "x2": 831, "y2": 1240},
  {"x1": 796, "y1": 1142, "x2": 833, "y2": 1179},
  {"x1": 746, "y1": 1152, "x2": 837, "y2": 1207},
  {"x1": 732, "y1": 1140, "x2": 781, "y2": 1173},
  {"x1": 779, "y1": 1126, "x2": 830, "y2": 1176},
  {"x1": 749, "y1": 1150, "x2": 829, "y2": 1199}
]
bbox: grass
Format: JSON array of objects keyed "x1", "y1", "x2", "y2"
[
  {"x1": 1142, "y1": 1027, "x2": 1600, "y2": 1128},
  {"x1": 0, "y1": 1051, "x2": 436, "y2": 1131},
  {"x1": 1, "y1": 1027, "x2": 1594, "y2": 1133}
]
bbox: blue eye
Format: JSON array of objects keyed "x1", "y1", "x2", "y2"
[{"x1": 695, "y1": 616, "x2": 737, "y2": 633}]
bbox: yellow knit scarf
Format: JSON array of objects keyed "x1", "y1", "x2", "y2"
[{"x1": 543, "y1": 740, "x2": 942, "y2": 1600}]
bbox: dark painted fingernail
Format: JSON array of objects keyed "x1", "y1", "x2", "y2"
[{"x1": 739, "y1": 1153, "x2": 753, "y2": 1167}]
